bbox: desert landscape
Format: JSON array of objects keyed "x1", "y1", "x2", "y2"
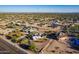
[{"x1": 0, "y1": 13, "x2": 79, "y2": 54}]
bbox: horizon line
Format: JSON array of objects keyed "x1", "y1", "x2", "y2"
[{"x1": 0, "y1": 12, "x2": 79, "y2": 13}]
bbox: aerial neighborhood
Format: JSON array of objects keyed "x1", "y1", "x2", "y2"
[{"x1": 0, "y1": 13, "x2": 79, "y2": 54}]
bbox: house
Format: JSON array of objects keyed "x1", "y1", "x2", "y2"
[
  {"x1": 32, "y1": 33, "x2": 42, "y2": 40},
  {"x1": 51, "y1": 20, "x2": 60, "y2": 28},
  {"x1": 32, "y1": 35, "x2": 42, "y2": 40}
]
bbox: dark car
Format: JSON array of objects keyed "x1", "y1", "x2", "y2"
[{"x1": 19, "y1": 44, "x2": 30, "y2": 49}]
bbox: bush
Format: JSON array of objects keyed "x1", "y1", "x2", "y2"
[
  {"x1": 28, "y1": 43, "x2": 37, "y2": 52},
  {"x1": 11, "y1": 39, "x2": 17, "y2": 43},
  {"x1": 5, "y1": 29, "x2": 25, "y2": 43},
  {"x1": 76, "y1": 35, "x2": 79, "y2": 39},
  {"x1": 6, "y1": 35, "x2": 12, "y2": 40},
  {"x1": 20, "y1": 39, "x2": 29, "y2": 44}
]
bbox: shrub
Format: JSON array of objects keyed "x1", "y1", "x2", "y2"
[
  {"x1": 20, "y1": 39, "x2": 29, "y2": 44},
  {"x1": 6, "y1": 35, "x2": 12, "y2": 40},
  {"x1": 28, "y1": 43, "x2": 37, "y2": 52},
  {"x1": 76, "y1": 35, "x2": 79, "y2": 39}
]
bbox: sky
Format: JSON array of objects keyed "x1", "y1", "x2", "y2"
[{"x1": 0, "y1": 5, "x2": 79, "y2": 13}]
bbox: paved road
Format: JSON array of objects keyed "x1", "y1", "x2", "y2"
[{"x1": 0, "y1": 36, "x2": 34, "y2": 54}]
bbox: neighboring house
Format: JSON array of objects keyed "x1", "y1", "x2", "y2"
[
  {"x1": 51, "y1": 20, "x2": 60, "y2": 28},
  {"x1": 32, "y1": 35, "x2": 42, "y2": 40}
]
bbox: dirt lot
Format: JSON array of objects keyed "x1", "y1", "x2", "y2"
[{"x1": 40, "y1": 40, "x2": 79, "y2": 54}]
